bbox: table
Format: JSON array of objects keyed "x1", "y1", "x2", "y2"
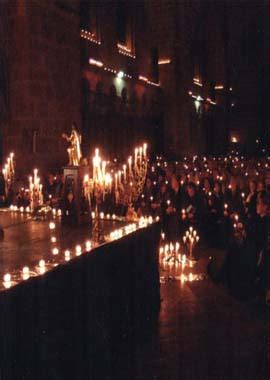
[{"x1": 0, "y1": 210, "x2": 161, "y2": 379}]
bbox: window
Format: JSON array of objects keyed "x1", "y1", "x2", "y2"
[
  {"x1": 116, "y1": 1, "x2": 134, "y2": 56},
  {"x1": 80, "y1": 0, "x2": 100, "y2": 42},
  {"x1": 117, "y1": 1, "x2": 127, "y2": 45}
]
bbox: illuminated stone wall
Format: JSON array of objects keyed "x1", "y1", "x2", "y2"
[
  {"x1": 1, "y1": 0, "x2": 81, "y2": 171},
  {"x1": 80, "y1": 1, "x2": 164, "y2": 160},
  {"x1": 148, "y1": 0, "x2": 229, "y2": 157}
]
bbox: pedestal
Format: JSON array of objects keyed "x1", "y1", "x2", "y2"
[{"x1": 61, "y1": 165, "x2": 91, "y2": 225}]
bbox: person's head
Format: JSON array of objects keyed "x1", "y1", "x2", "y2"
[
  {"x1": 160, "y1": 183, "x2": 167, "y2": 194},
  {"x1": 214, "y1": 181, "x2": 222, "y2": 194},
  {"x1": 72, "y1": 121, "x2": 77, "y2": 130},
  {"x1": 203, "y1": 178, "x2": 211, "y2": 191},
  {"x1": 146, "y1": 177, "x2": 152, "y2": 189},
  {"x1": 257, "y1": 180, "x2": 265, "y2": 192},
  {"x1": 47, "y1": 173, "x2": 54, "y2": 184},
  {"x1": 256, "y1": 191, "x2": 270, "y2": 217},
  {"x1": 187, "y1": 182, "x2": 196, "y2": 198},
  {"x1": 171, "y1": 175, "x2": 179, "y2": 191},
  {"x1": 67, "y1": 192, "x2": 74, "y2": 203},
  {"x1": 230, "y1": 176, "x2": 238, "y2": 192},
  {"x1": 249, "y1": 179, "x2": 257, "y2": 193}
]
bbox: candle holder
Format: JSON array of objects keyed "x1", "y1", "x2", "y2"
[
  {"x1": 82, "y1": 149, "x2": 112, "y2": 242},
  {"x1": 182, "y1": 227, "x2": 199, "y2": 261},
  {"x1": 29, "y1": 169, "x2": 44, "y2": 213},
  {"x1": 2, "y1": 153, "x2": 15, "y2": 197},
  {"x1": 164, "y1": 242, "x2": 181, "y2": 264},
  {"x1": 116, "y1": 143, "x2": 148, "y2": 217}
]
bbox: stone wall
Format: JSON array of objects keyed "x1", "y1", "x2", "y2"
[{"x1": 2, "y1": 0, "x2": 81, "y2": 172}]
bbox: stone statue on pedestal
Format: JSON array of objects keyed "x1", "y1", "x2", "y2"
[{"x1": 62, "y1": 123, "x2": 82, "y2": 166}]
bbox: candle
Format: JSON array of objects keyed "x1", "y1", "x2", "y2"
[
  {"x1": 52, "y1": 247, "x2": 59, "y2": 255},
  {"x1": 134, "y1": 148, "x2": 138, "y2": 165},
  {"x1": 102, "y1": 161, "x2": 106, "y2": 179},
  {"x1": 65, "y1": 250, "x2": 71, "y2": 261},
  {"x1": 85, "y1": 241, "x2": 91, "y2": 251},
  {"x1": 4, "y1": 273, "x2": 11, "y2": 283},
  {"x1": 115, "y1": 173, "x2": 118, "y2": 191},
  {"x1": 75, "y1": 245, "x2": 82, "y2": 256},
  {"x1": 128, "y1": 156, "x2": 132, "y2": 173},
  {"x1": 49, "y1": 222, "x2": 56, "y2": 230},
  {"x1": 139, "y1": 147, "x2": 143, "y2": 163},
  {"x1": 123, "y1": 164, "x2": 127, "y2": 181},
  {"x1": 143, "y1": 143, "x2": 147, "y2": 157}
]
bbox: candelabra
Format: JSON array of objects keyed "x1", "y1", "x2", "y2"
[
  {"x1": 83, "y1": 149, "x2": 112, "y2": 242},
  {"x1": 2, "y1": 153, "x2": 15, "y2": 196},
  {"x1": 183, "y1": 227, "x2": 199, "y2": 261},
  {"x1": 116, "y1": 143, "x2": 148, "y2": 217},
  {"x1": 163, "y1": 242, "x2": 182, "y2": 264},
  {"x1": 29, "y1": 169, "x2": 44, "y2": 213}
]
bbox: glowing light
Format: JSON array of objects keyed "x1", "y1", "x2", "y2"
[
  {"x1": 64, "y1": 250, "x2": 71, "y2": 261},
  {"x1": 52, "y1": 247, "x2": 59, "y2": 255},
  {"x1": 89, "y1": 58, "x2": 103, "y2": 67},
  {"x1": 4, "y1": 273, "x2": 11, "y2": 282},
  {"x1": 76, "y1": 245, "x2": 82, "y2": 256},
  {"x1": 22, "y1": 266, "x2": 29, "y2": 274},
  {"x1": 49, "y1": 222, "x2": 56, "y2": 230},
  {"x1": 85, "y1": 241, "x2": 92, "y2": 251},
  {"x1": 158, "y1": 58, "x2": 171, "y2": 65},
  {"x1": 117, "y1": 71, "x2": 124, "y2": 79}
]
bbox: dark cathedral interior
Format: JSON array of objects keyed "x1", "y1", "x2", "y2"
[{"x1": 0, "y1": 1, "x2": 270, "y2": 379}]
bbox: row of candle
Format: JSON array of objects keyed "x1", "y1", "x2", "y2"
[
  {"x1": 2, "y1": 214, "x2": 159, "y2": 289},
  {"x1": 9, "y1": 204, "x2": 62, "y2": 216}
]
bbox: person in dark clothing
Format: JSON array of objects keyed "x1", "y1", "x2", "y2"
[
  {"x1": 245, "y1": 179, "x2": 258, "y2": 219},
  {"x1": 182, "y1": 182, "x2": 205, "y2": 233},
  {"x1": 205, "y1": 181, "x2": 224, "y2": 246},
  {"x1": 164, "y1": 175, "x2": 182, "y2": 241},
  {"x1": 224, "y1": 176, "x2": 245, "y2": 217},
  {"x1": 221, "y1": 190, "x2": 270, "y2": 303}
]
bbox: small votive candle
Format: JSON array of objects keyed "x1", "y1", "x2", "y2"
[
  {"x1": 64, "y1": 250, "x2": 71, "y2": 261},
  {"x1": 52, "y1": 247, "x2": 59, "y2": 255},
  {"x1": 85, "y1": 241, "x2": 91, "y2": 251},
  {"x1": 4, "y1": 273, "x2": 11, "y2": 283},
  {"x1": 49, "y1": 222, "x2": 56, "y2": 230},
  {"x1": 75, "y1": 245, "x2": 82, "y2": 256}
]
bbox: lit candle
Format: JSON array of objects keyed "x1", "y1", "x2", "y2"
[
  {"x1": 139, "y1": 146, "x2": 143, "y2": 162},
  {"x1": 85, "y1": 241, "x2": 91, "y2": 251},
  {"x1": 123, "y1": 164, "x2": 127, "y2": 181},
  {"x1": 143, "y1": 143, "x2": 147, "y2": 157},
  {"x1": 49, "y1": 222, "x2": 56, "y2": 230},
  {"x1": 64, "y1": 250, "x2": 71, "y2": 261},
  {"x1": 52, "y1": 247, "x2": 59, "y2": 255},
  {"x1": 75, "y1": 245, "x2": 82, "y2": 256},
  {"x1": 128, "y1": 156, "x2": 132, "y2": 173},
  {"x1": 4, "y1": 273, "x2": 11, "y2": 283}
]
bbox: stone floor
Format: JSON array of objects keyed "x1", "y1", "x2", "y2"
[
  {"x1": 1, "y1": 212, "x2": 270, "y2": 379},
  {"x1": 111, "y1": 246, "x2": 270, "y2": 380}
]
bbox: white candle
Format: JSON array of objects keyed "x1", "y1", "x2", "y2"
[
  {"x1": 135, "y1": 148, "x2": 138, "y2": 165},
  {"x1": 123, "y1": 164, "x2": 127, "y2": 181},
  {"x1": 143, "y1": 143, "x2": 147, "y2": 157}
]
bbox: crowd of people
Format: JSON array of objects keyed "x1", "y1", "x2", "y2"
[{"x1": 0, "y1": 151, "x2": 270, "y2": 304}]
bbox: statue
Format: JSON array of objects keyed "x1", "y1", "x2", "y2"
[{"x1": 62, "y1": 123, "x2": 82, "y2": 166}]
